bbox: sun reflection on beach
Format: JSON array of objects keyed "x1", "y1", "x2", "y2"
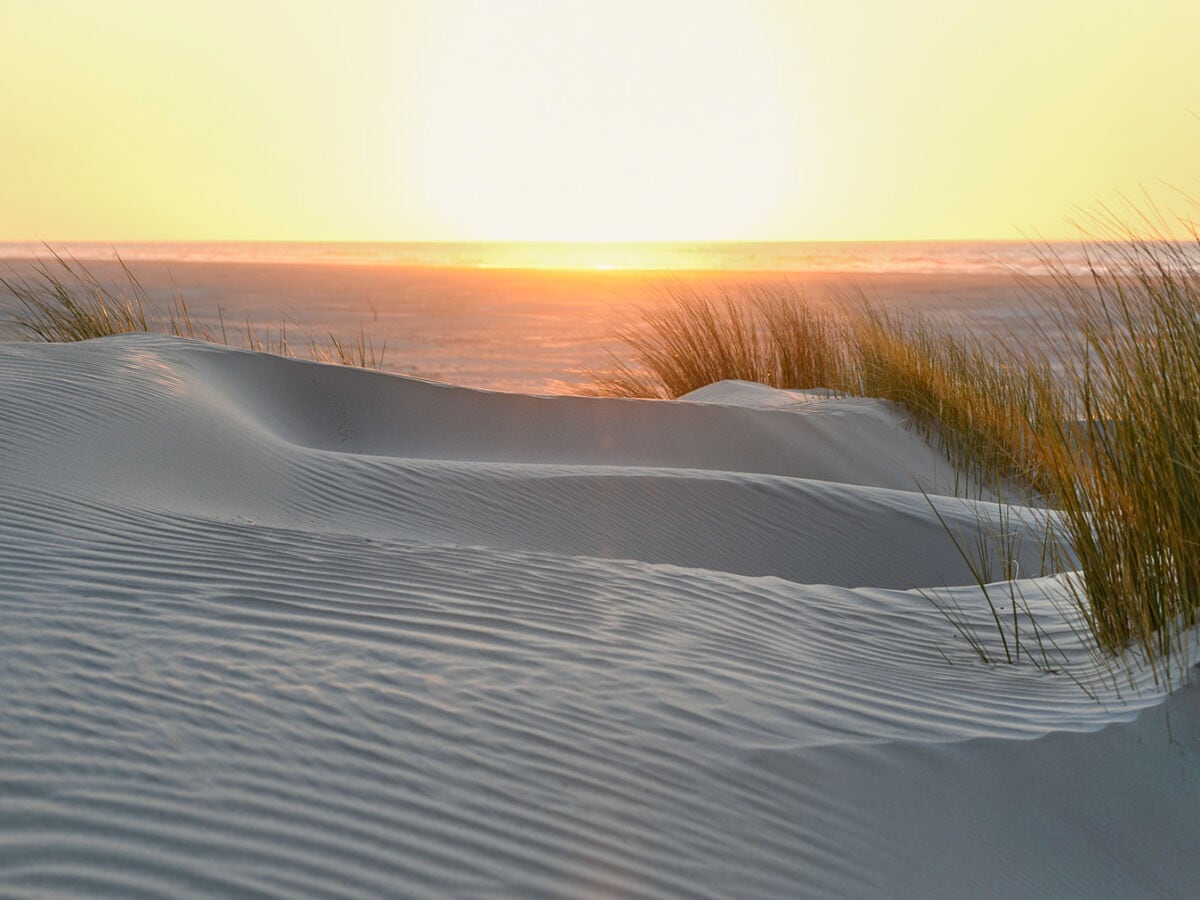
[{"x1": 466, "y1": 242, "x2": 728, "y2": 271}]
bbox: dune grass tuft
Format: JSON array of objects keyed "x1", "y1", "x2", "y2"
[
  {"x1": 595, "y1": 281, "x2": 1059, "y2": 496},
  {"x1": 2, "y1": 249, "x2": 387, "y2": 370},
  {"x1": 1030, "y1": 220, "x2": 1200, "y2": 685},
  {"x1": 592, "y1": 221, "x2": 1200, "y2": 685},
  {"x1": 3, "y1": 248, "x2": 156, "y2": 342},
  {"x1": 588, "y1": 282, "x2": 847, "y2": 399},
  {"x1": 845, "y1": 302, "x2": 1063, "y2": 499},
  {"x1": 326, "y1": 326, "x2": 389, "y2": 370}
]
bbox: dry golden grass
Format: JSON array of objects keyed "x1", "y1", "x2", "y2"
[
  {"x1": 3, "y1": 248, "x2": 156, "y2": 342},
  {"x1": 587, "y1": 282, "x2": 847, "y2": 398},
  {"x1": 844, "y1": 302, "x2": 1063, "y2": 500},
  {"x1": 594, "y1": 281, "x2": 1058, "y2": 495},
  {"x1": 2, "y1": 249, "x2": 387, "y2": 370},
  {"x1": 1029, "y1": 216, "x2": 1200, "y2": 685},
  {"x1": 592, "y1": 220, "x2": 1200, "y2": 684}
]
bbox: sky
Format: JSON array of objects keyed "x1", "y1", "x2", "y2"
[{"x1": 1, "y1": 0, "x2": 1198, "y2": 243}]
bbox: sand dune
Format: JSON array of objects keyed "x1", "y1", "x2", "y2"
[{"x1": 1, "y1": 334, "x2": 1196, "y2": 898}]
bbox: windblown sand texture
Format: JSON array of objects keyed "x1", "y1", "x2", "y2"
[{"x1": 2, "y1": 334, "x2": 1197, "y2": 898}]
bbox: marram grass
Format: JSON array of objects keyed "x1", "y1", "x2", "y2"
[
  {"x1": 587, "y1": 282, "x2": 848, "y2": 399},
  {"x1": 844, "y1": 301, "x2": 1063, "y2": 500},
  {"x1": 594, "y1": 283, "x2": 1059, "y2": 500},
  {"x1": 1, "y1": 249, "x2": 387, "y2": 370},
  {"x1": 594, "y1": 224, "x2": 1200, "y2": 686},
  {"x1": 1030, "y1": 223, "x2": 1200, "y2": 686},
  {"x1": 3, "y1": 249, "x2": 155, "y2": 342}
]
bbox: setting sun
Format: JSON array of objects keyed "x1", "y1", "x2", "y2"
[
  {"x1": 5, "y1": 5, "x2": 1200, "y2": 894},
  {"x1": 0, "y1": 0, "x2": 1197, "y2": 242},
  {"x1": 411, "y1": 0, "x2": 793, "y2": 240}
]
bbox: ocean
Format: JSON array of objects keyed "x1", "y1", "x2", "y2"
[
  {"x1": 0, "y1": 239, "x2": 1180, "y2": 393},
  {"x1": 0, "y1": 239, "x2": 1122, "y2": 276}
]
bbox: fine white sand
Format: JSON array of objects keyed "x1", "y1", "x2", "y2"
[{"x1": 1, "y1": 333, "x2": 1197, "y2": 898}]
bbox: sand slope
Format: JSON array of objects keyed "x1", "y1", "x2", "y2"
[{"x1": 1, "y1": 334, "x2": 1196, "y2": 898}]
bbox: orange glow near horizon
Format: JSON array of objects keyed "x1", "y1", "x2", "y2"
[{"x1": 1, "y1": 1, "x2": 1198, "y2": 244}]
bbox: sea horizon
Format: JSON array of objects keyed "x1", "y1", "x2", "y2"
[{"x1": 0, "y1": 238, "x2": 1158, "y2": 277}]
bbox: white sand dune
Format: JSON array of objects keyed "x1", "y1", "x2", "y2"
[{"x1": 1, "y1": 333, "x2": 1197, "y2": 898}]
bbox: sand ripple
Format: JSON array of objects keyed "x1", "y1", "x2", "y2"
[{"x1": 1, "y1": 335, "x2": 1195, "y2": 899}]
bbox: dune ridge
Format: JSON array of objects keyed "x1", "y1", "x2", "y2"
[{"x1": 1, "y1": 334, "x2": 1196, "y2": 898}]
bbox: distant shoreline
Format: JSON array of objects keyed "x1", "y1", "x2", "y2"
[
  {"x1": 1, "y1": 257, "x2": 1072, "y2": 395},
  {"x1": 0, "y1": 238, "x2": 1154, "y2": 277}
]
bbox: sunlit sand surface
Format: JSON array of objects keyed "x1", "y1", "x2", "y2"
[{"x1": 1, "y1": 331, "x2": 1197, "y2": 897}]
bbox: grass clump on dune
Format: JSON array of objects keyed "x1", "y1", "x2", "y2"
[
  {"x1": 845, "y1": 303, "x2": 1062, "y2": 498},
  {"x1": 589, "y1": 282, "x2": 847, "y2": 399},
  {"x1": 595, "y1": 220, "x2": 1200, "y2": 685},
  {"x1": 2, "y1": 248, "x2": 388, "y2": 370},
  {"x1": 596, "y1": 281, "x2": 1060, "y2": 497},
  {"x1": 3, "y1": 249, "x2": 158, "y2": 342},
  {"x1": 1031, "y1": 219, "x2": 1200, "y2": 684}
]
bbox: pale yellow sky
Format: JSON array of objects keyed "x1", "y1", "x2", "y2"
[{"x1": 2, "y1": 0, "x2": 1197, "y2": 242}]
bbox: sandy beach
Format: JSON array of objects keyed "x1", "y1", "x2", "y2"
[
  {"x1": 6, "y1": 0, "x2": 1198, "y2": 890},
  {"x1": 1, "y1": 330, "x2": 1196, "y2": 897},
  {"x1": 0, "y1": 258, "x2": 1072, "y2": 393}
]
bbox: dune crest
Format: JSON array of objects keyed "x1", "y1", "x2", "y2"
[{"x1": 1, "y1": 334, "x2": 1195, "y2": 898}]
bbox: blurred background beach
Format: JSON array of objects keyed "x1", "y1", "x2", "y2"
[{"x1": 0, "y1": 240, "x2": 1119, "y2": 393}]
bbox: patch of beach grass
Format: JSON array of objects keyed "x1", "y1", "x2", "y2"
[
  {"x1": 917, "y1": 485, "x2": 1091, "y2": 683},
  {"x1": 325, "y1": 326, "x2": 388, "y2": 370},
  {"x1": 844, "y1": 301, "x2": 1063, "y2": 500},
  {"x1": 2, "y1": 249, "x2": 387, "y2": 370},
  {"x1": 3, "y1": 247, "x2": 157, "y2": 342},
  {"x1": 591, "y1": 224, "x2": 1200, "y2": 685},
  {"x1": 587, "y1": 281, "x2": 847, "y2": 398},
  {"x1": 593, "y1": 279, "x2": 1059, "y2": 499},
  {"x1": 1029, "y1": 214, "x2": 1200, "y2": 686}
]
